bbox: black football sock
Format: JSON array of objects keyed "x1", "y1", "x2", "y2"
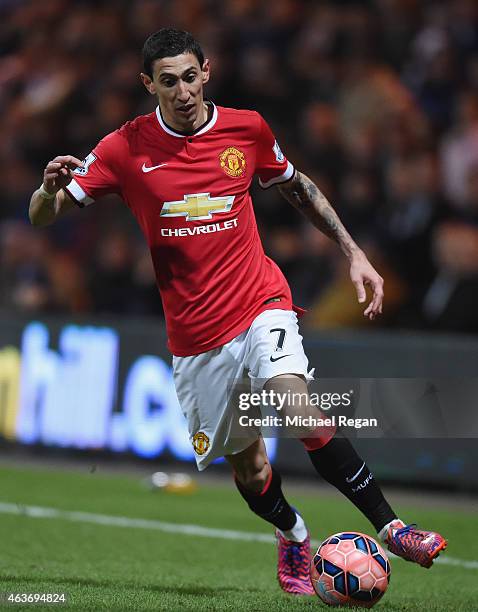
[
  {"x1": 307, "y1": 434, "x2": 397, "y2": 532},
  {"x1": 234, "y1": 467, "x2": 297, "y2": 531}
]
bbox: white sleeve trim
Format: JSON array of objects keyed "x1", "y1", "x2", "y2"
[
  {"x1": 67, "y1": 178, "x2": 94, "y2": 207},
  {"x1": 258, "y1": 161, "x2": 295, "y2": 189}
]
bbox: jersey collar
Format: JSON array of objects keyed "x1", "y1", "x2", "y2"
[{"x1": 155, "y1": 101, "x2": 218, "y2": 138}]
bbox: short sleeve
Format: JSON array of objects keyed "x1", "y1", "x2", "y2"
[
  {"x1": 255, "y1": 114, "x2": 294, "y2": 189},
  {"x1": 64, "y1": 132, "x2": 122, "y2": 208}
]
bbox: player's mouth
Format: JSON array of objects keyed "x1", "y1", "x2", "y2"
[{"x1": 176, "y1": 103, "x2": 195, "y2": 115}]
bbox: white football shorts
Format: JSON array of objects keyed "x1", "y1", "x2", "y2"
[{"x1": 172, "y1": 309, "x2": 314, "y2": 470}]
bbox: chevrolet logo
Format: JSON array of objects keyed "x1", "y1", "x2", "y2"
[{"x1": 160, "y1": 193, "x2": 235, "y2": 221}]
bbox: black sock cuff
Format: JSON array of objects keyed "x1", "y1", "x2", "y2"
[{"x1": 234, "y1": 466, "x2": 279, "y2": 497}]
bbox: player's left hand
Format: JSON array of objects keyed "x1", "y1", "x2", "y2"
[{"x1": 349, "y1": 250, "x2": 384, "y2": 320}]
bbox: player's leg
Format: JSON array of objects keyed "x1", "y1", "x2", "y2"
[
  {"x1": 266, "y1": 373, "x2": 397, "y2": 530},
  {"x1": 247, "y1": 310, "x2": 447, "y2": 568},
  {"x1": 226, "y1": 437, "x2": 314, "y2": 595},
  {"x1": 301, "y1": 425, "x2": 447, "y2": 567},
  {"x1": 268, "y1": 373, "x2": 447, "y2": 568},
  {"x1": 172, "y1": 327, "x2": 311, "y2": 595},
  {"x1": 226, "y1": 436, "x2": 303, "y2": 537}
]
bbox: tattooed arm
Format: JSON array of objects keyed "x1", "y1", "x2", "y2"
[{"x1": 278, "y1": 170, "x2": 384, "y2": 319}]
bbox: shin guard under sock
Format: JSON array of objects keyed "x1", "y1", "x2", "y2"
[
  {"x1": 234, "y1": 467, "x2": 297, "y2": 531},
  {"x1": 306, "y1": 434, "x2": 397, "y2": 532}
]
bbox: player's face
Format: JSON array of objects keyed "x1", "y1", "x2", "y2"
[{"x1": 141, "y1": 52, "x2": 210, "y2": 132}]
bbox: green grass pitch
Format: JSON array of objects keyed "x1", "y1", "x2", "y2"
[{"x1": 0, "y1": 464, "x2": 477, "y2": 611}]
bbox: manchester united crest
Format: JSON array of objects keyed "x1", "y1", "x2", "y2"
[
  {"x1": 220, "y1": 146, "x2": 246, "y2": 178},
  {"x1": 192, "y1": 431, "x2": 210, "y2": 455}
]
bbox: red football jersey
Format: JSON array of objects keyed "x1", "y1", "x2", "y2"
[{"x1": 65, "y1": 103, "x2": 296, "y2": 356}]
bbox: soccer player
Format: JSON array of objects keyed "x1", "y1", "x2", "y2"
[{"x1": 29, "y1": 28, "x2": 447, "y2": 595}]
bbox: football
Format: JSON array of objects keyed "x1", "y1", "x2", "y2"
[{"x1": 310, "y1": 532, "x2": 391, "y2": 608}]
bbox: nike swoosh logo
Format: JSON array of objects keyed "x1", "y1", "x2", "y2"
[
  {"x1": 142, "y1": 162, "x2": 168, "y2": 173},
  {"x1": 345, "y1": 462, "x2": 366, "y2": 483},
  {"x1": 270, "y1": 354, "x2": 292, "y2": 362}
]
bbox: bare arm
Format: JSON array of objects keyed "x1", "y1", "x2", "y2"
[
  {"x1": 29, "y1": 187, "x2": 77, "y2": 226},
  {"x1": 278, "y1": 170, "x2": 384, "y2": 319},
  {"x1": 29, "y1": 155, "x2": 83, "y2": 226}
]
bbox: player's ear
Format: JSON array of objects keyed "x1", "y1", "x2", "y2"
[
  {"x1": 201, "y1": 59, "x2": 210, "y2": 85},
  {"x1": 140, "y1": 73, "x2": 156, "y2": 95}
]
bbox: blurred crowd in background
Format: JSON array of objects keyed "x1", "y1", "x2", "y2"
[{"x1": 2, "y1": 0, "x2": 478, "y2": 333}]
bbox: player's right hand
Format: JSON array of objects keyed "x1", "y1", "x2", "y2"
[{"x1": 43, "y1": 155, "x2": 84, "y2": 194}]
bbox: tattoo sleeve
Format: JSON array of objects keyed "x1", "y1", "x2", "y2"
[{"x1": 278, "y1": 171, "x2": 360, "y2": 259}]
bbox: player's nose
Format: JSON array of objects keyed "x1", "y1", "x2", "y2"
[{"x1": 176, "y1": 80, "x2": 190, "y2": 101}]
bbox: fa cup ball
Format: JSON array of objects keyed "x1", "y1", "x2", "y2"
[{"x1": 310, "y1": 532, "x2": 391, "y2": 607}]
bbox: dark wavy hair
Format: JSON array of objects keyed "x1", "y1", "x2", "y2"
[{"x1": 142, "y1": 28, "x2": 205, "y2": 77}]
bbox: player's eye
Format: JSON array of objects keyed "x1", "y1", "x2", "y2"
[
  {"x1": 185, "y1": 73, "x2": 196, "y2": 83},
  {"x1": 161, "y1": 79, "x2": 176, "y2": 87}
]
